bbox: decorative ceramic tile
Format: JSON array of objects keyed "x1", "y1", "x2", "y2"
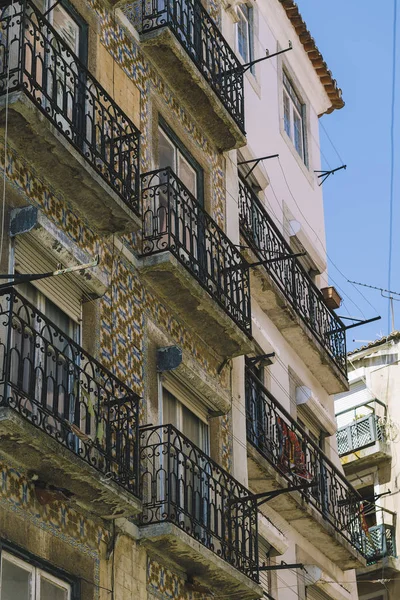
[{"x1": 147, "y1": 557, "x2": 213, "y2": 600}]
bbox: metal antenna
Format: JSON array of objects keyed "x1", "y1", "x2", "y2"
[{"x1": 349, "y1": 280, "x2": 400, "y2": 333}]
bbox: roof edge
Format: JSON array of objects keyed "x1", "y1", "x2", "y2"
[{"x1": 278, "y1": 0, "x2": 345, "y2": 115}]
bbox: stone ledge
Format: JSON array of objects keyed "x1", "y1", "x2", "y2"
[
  {"x1": 138, "y1": 251, "x2": 254, "y2": 359},
  {"x1": 0, "y1": 92, "x2": 141, "y2": 234},
  {"x1": 140, "y1": 27, "x2": 246, "y2": 151},
  {"x1": 0, "y1": 406, "x2": 141, "y2": 519},
  {"x1": 139, "y1": 521, "x2": 263, "y2": 599}
]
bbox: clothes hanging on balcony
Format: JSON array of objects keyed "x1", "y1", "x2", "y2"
[{"x1": 276, "y1": 417, "x2": 313, "y2": 481}]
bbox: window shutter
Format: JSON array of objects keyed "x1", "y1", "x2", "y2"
[
  {"x1": 163, "y1": 375, "x2": 209, "y2": 424},
  {"x1": 306, "y1": 588, "x2": 333, "y2": 600},
  {"x1": 14, "y1": 233, "x2": 83, "y2": 323}
]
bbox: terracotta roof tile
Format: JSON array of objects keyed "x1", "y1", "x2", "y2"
[{"x1": 278, "y1": 0, "x2": 344, "y2": 115}]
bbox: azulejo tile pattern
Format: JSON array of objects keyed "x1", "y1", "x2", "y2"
[
  {"x1": 2, "y1": 0, "x2": 233, "y2": 471},
  {"x1": 147, "y1": 557, "x2": 213, "y2": 600},
  {"x1": 0, "y1": 456, "x2": 108, "y2": 552}
]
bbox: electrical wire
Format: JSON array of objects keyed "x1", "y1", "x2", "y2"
[{"x1": 388, "y1": 0, "x2": 398, "y2": 333}]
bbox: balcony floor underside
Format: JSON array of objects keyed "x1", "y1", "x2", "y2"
[
  {"x1": 139, "y1": 522, "x2": 263, "y2": 600},
  {"x1": 0, "y1": 93, "x2": 140, "y2": 234},
  {"x1": 138, "y1": 251, "x2": 253, "y2": 359},
  {"x1": 0, "y1": 406, "x2": 141, "y2": 519},
  {"x1": 141, "y1": 28, "x2": 246, "y2": 151}
]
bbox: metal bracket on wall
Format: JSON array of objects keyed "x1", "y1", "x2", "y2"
[
  {"x1": 220, "y1": 42, "x2": 292, "y2": 81},
  {"x1": 314, "y1": 164, "x2": 346, "y2": 185},
  {"x1": 259, "y1": 561, "x2": 304, "y2": 573},
  {"x1": 238, "y1": 154, "x2": 279, "y2": 179},
  {"x1": 326, "y1": 315, "x2": 381, "y2": 336},
  {"x1": 0, "y1": 256, "x2": 99, "y2": 291},
  {"x1": 223, "y1": 252, "x2": 306, "y2": 274}
]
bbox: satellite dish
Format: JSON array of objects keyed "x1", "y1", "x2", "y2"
[{"x1": 289, "y1": 219, "x2": 301, "y2": 236}]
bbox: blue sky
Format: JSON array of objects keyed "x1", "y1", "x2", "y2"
[{"x1": 296, "y1": 0, "x2": 398, "y2": 350}]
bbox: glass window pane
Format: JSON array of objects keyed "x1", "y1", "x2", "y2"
[
  {"x1": 52, "y1": 5, "x2": 80, "y2": 55},
  {"x1": 283, "y1": 92, "x2": 291, "y2": 137},
  {"x1": 158, "y1": 129, "x2": 176, "y2": 171},
  {"x1": 162, "y1": 389, "x2": 178, "y2": 427},
  {"x1": 178, "y1": 153, "x2": 197, "y2": 197},
  {"x1": 237, "y1": 8, "x2": 249, "y2": 62},
  {"x1": 1, "y1": 557, "x2": 32, "y2": 600},
  {"x1": 39, "y1": 576, "x2": 69, "y2": 600},
  {"x1": 293, "y1": 111, "x2": 303, "y2": 158}
]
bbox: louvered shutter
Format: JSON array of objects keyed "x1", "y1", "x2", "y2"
[
  {"x1": 14, "y1": 233, "x2": 83, "y2": 323},
  {"x1": 306, "y1": 588, "x2": 333, "y2": 600}
]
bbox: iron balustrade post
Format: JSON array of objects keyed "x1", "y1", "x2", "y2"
[
  {"x1": 167, "y1": 423, "x2": 171, "y2": 520},
  {"x1": 2, "y1": 290, "x2": 14, "y2": 407}
]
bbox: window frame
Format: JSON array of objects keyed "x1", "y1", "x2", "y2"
[
  {"x1": 44, "y1": 0, "x2": 88, "y2": 66},
  {"x1": 282, "y1": 70, "x2": 308, "y2": 167},
  {"x1": 0, "y1": 541, "x2": 79, "y2": 600},
  {"x1": 158, "y1": 116, "x2": 204, "y2": 204},
  {"x1": 236, "y1": 3, "x2": 254, "y2": 74}
]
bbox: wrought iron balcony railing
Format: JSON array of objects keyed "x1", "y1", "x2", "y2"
[
  {"x1": 238, "y1": 178, "x2": 347, "y2": 377},
  {"x1": 139, "y1": 424, "x2": 259, "y2": 581},
  {"x1": 337, "y1": 412, "x2": 385, "y2": 457},
  {"x1": 141, "y1": 0, "x2": 244, "y2": 131},
  {"x1": 142, "y1": 167, "x2": 252, "y2": 335},
  {"x1": 0, "y1": 0, "x2": 141, "y2": 215},
  {"x1": 245, "y1": 368, "x2": 366, "y2": 556},
  {"x1": 0, "y1": 289, "x2": 140, "y2": 497},
  {"x1": 362, "y1": 508, "x2": 397, "y2": 564}
]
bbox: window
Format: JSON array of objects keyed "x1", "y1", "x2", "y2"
[
  {"x1": 283, "y1": 71, "x2": 307, "y2": 164},
  {"x1": 158, "y1": 120, "x2": 203, "y2": 202},
  {"x1": 236, "y1": 4, "x2": 254, "y2": 70},
  {"x1": 162, "y1": 387, "x2": 209, "y2": 453},
  {"x1": 0, "y1": 550, "x2": 72, "y2": 600}
]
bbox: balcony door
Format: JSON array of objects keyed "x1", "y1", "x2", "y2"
[
  {"x1": 161, "y1": 385, "x2": 210, "y2": 539},
  {"x1": 157, "y1": 121, "x2": 206, "y2": 274},
  {"x1": 9, "y1": 235, "x2": 83, "y2": 446},
  {"x1": 43, "y1": 0, "x2": 87, "y2": 141}
]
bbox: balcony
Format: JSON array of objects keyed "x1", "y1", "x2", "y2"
[
  {"x1": 0, "y1": 289, "x2": 141, "y2": 518},
  {"x1": 136, "y1": 0, "x2": 245, "y2": 150},
  {"x1": 362, "y1": 508, "x2": 397, "y2": 565},
  {"x1": 238, "y1": 178, "x2": 347, "y2": 393},
  {"x1": 139, "y1": 168, "x2": 253, "y2": 359},
  {"x1": 0, "y1": 0, "x2": 141, "y2": 233},
  {"x1": 245, "y1": 369, "x2": 366, "y2": 569},
  {"x1": 336, "y1": 401, "x2": 391, "y2": 478},
  {"x1": 138, "y1": 424, "x2": 262, "y2": 600}
]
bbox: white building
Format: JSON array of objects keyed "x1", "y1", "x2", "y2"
[{"x1": 335, "y1": 333, "x2": 400, "y2": 600}]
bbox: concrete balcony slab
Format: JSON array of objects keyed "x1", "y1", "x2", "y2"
[
  {"x1": 139, "y1": 522, "x2": 263, "y2": 600},
  {"x1": 0, "y1": 406, "x2": 141, "y2": 519}
]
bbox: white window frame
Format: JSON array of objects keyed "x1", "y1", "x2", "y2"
[
  {"x1": 0, "y1": 551, "x2": 72, "y2": 600},
  {"x1": 236, "y1": 3, "x2": 254, "y2": 69},
  {"x1": 283, "y1": 70, "x2": 307, "y2": 165}
]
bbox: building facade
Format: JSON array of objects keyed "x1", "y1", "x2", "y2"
[
  {"x1": 0, "y1": 0, "x2": 367, "y2": 599},
  {"x1": 335, "y1": 333, "x2": 400, "y2": 600}
]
